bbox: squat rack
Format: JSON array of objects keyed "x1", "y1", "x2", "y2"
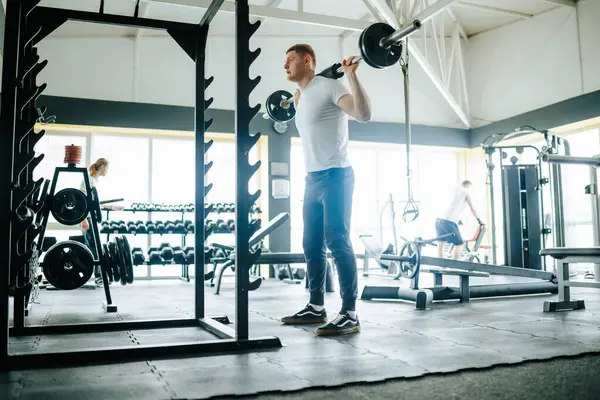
[{"x1": 0, "y1": 0, "x2": 281, "y2": 370}]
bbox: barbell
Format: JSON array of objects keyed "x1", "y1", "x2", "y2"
[{"x1": 265, "y1": 19, "x2": 422, "y2": 123}]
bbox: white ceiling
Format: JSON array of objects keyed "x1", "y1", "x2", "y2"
[{"x1": 38, "y1": 0, "x2": 573, "y2": 39}]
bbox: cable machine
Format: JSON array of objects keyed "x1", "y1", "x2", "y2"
[{"x1": 481, "y1": 126, "x2": 571, "y2": 271}]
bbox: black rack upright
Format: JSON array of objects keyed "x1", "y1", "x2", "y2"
[{"x1": 0, "y1": 0, "x2": 281, "y2": 371}]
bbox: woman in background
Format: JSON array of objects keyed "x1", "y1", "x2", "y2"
[{"x1": 80, "y1": 158, "x2": 113, "y2": 285}]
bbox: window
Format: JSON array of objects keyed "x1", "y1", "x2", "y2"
[
  {"x1": 90, "y1": 135, "x2": 150, "y2": 217},
  {"x1": 289, "y1": 138, "x2": 461, "y2": 255},
  {"x1": 561, "y1": 129, "x2": 600, "y2": 253},
  {"x1": 152, "y1": 138, "x2": 195, "y2": 205}
]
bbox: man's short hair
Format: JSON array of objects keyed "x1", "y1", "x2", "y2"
[
  {"x1": 461, "y1": 180, "x2": 473, "y2": 188},
  {"x1": 286, "y1": 43, "x2": 316, "y2": 68}
]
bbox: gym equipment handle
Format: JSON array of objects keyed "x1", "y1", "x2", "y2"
[{"x1": 542, "y1": 153, "x2": 600, "y2": 167}]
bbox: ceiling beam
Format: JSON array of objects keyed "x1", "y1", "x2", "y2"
[
  {"x1": 536, "y1": 0, "x2": 576, "y2": 7},
  {"x1": 153, "y1": 0, "x2": 372, "y2": 30},
  {"x1": 252, "y1": 0, "x2": 285, "y2": 24},
  {"x1": 446, "y1": 7, "x2": 468, "y2": 41},
  {"x1": 361, "y1": 0, "x2": 470, "y2": 127},
  {"x1": 339, "y1": 12, "x2": 373, "y2": 40},
  {"x1": 454, "y1": 2, "x2": 533, "y2": 19}
]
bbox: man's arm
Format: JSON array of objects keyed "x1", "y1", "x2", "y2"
[
  {"x1": 337, "y1": 56, "x2": 372, "y2": 122},
  {"x1": 466, "y1": 195, "x2": 484, "y2": 225},
  {"x1": 337, "y1": 75, "x2": 372, "y2": 122}
]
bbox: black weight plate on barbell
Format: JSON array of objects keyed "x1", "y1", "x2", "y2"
[
  {"x1": 359, "y1": 22, "x2": 403, "y2": 69},
  {"x1": 114, "y1": 237, "x2": 128, "y2": 286},
  {"x1": 42, "y1": 240, "x2": 94, "y2": 290},
  {"x1": 398, "y1": 241, "x2": 420, "y2": 279},
  {"x1": 121, "y1": 235, "x2": 134, "y2": 284},
  {"x1": 108, "y1": 241, "x2": 121, "y2": 283},
  {"x1": 266, "y1": 90, "x2": 296, "y2": 123},
  {"x1": 102, "y1": 243, "x2": 114, "y2": 283},
  {"x1": 50, "y1": 188, "x2": 89, "y2": 226}
]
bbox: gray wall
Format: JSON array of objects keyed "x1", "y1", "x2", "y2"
[
  {"x1": 469, "y1": 89, "x2": 600, "y2": 148},
  {"x1": 39, "y1": 95, "x2": 470, "y2": 148}
]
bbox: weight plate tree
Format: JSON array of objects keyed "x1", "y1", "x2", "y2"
[{"x1": 42, "y1": 241, "x2": 95, "y2": 290}]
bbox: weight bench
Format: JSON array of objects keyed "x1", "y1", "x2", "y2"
[
  {"x1": 361, "y1": 264, "x2": 491, "y2": 310},
  {"x1": 210, "y1": 213, "x2": 290, "y2": 294},
  {"x1": 540, "y1": 247, "x2": 600, "y2": 312}
]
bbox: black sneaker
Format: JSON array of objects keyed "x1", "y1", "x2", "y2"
[
  {"x1": 315, "y1": 312, "x2": 360, "y2": 336},
  {"x1": 281, "y1": 304, "x2": 327, "y2": 325}
]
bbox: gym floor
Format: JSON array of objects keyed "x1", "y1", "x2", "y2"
[{"x1": 3, "y1": 273, "x2": 600, "y2": 399}]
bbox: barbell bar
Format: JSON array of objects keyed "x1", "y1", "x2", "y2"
[{"x1": 264, "y1": 19, "x2": 422, "y2": 123}]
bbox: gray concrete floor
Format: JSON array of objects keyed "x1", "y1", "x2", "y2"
[{"x1": 3, "y1": 273, "x2": 600, "y2": 399}]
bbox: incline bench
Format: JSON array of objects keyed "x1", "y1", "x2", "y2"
[
  {"x1": 209, "y1": 213, "x2": 334, "y2": 294},
  {"x1": 541, "y1": 247, "x2": 600, "y2": 312}
]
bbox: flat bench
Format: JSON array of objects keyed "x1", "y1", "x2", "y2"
[{"x1": 540, "y1": 247, "x2": 600, "y2": 312}]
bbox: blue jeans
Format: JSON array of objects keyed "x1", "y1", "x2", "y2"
[{"x1": 303, "y1": 167, "x2": 358, "y2": 312}]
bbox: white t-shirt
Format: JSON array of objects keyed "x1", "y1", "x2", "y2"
[
  {"x1": 80, "y1": 175, "x2": 100, "y2": 195},
  {"x1": 294, "y1": 75, "x2": 352, "y2": 173},
  {"x1": 440, "y1": 186, "x2": 469, "y2": 224}
]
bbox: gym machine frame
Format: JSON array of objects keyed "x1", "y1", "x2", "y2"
[
  {"x1": 481, "y1": 126, "x2": 571, "y2": 267},
  {"x1": 0, "y1": 0, "x2": 281, "y2": 371},
  {"x1": 540, "y1": 153, "x2": 600, "y2": 312}
]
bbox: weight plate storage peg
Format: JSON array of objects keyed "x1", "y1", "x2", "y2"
[
  {"x1": 359, "y1": 22, "x2": 403, "y2": 69},
  {"x1": 42, "y1": 240, "x2": 94, "y2": 290},
  {"x1": 398, "y1": 241, "x2": 421, "y2": 279},
  {"x1": 266, "y1": 90, "x2": 296, "y2": 123},
  {"x1": 51, "y1": 188, "x2": 89, "y2": 226}
]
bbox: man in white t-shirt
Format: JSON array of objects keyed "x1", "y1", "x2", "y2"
[
  {"x1": 435, "y1": 180, "x2": 484, "y2": 260},
  {"x1": 279, "y1": 44, "x2": 372, "y2": 336}
]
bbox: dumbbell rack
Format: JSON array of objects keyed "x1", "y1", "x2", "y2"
[
  {"x1": 103, "y1": 207, "x2": 192, "y2": 281},
  {"x1": 102, "y1": 204, "x2": 262, "y2": 282}
]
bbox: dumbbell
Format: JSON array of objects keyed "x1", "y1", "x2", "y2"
[
  {"x1": 174, "y1": 221, "x2": 186, "y2": 234},
  {"x1": 127, "y1": 221, "x2": 137, "y2": 233},
  {"x1": 146, "y1": 221, "x2": 156, "y2": 232},
  {"x1": 215, "y1": 219, "x2": 227, "y2": 232},
  {"x1": 148, "y1": 248, "x2": 162, "y2": 264},
  {"x1": 132, "y1": 247, "x2": 146, "y2": 265},
  {"x1": 226, "y1": 219, "x2": 235, "y2": 232},
  {"x1": 155, "y1": 222, "x2": 166, "y2": 234},
  {"x1": 186, "y1": 247, "x2": 195, "y2": 264},
  {"x1": 165, "y1": 221, "x2": 176, "y2": 233},
  {"x1": 136, "y1": 222, "x2": 147, "y2": 234},
  {"x1": 215, "y1": 203, "x2": 225, "y2": 213},
  {"x1": 161, "y1": 247, "x2": 174, "y2": 261},
  {"x1": 100, "y1": 221, "x2": 110, "y2": 232},
  {"x1": 173, "y1": 247, "x2": 187, "y2": 264},
  {"x1": 185, "y1": 221, "x2": 194, "y2": 233}
]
